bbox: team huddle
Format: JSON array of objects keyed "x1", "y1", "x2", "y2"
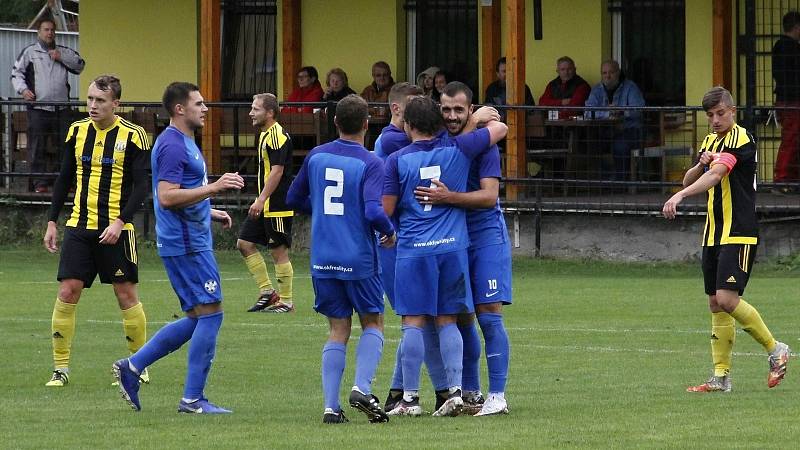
[{"x1": 41, "y1": 74, "x2": 788, "y2": 421}]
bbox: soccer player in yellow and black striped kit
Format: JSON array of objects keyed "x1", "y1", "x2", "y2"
[
  {"x1": 663, "y1": 86, "x2": 789, "y2": 392},
  {"x1": 43, "y1": 75, "x2": 150, "y2": 387},
  {"x1": 237, "y1": 93, "x2": 295, "y2": 313}
]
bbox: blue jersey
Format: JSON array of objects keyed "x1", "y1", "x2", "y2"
[
  {"x1": 384, "y1": 128, "x2": 491, "y2": 258},
  {"x1": 467, "y1": 145, "x2": 509, "y2": 249},
  {"x1": 151, "y1": 126, "x2": 212, "y2": 257},
  {"x1": 287, "y1": 139, "x2": 392, "y2": 280},
  {"x1": 373, "y1": 123, "x2": 409, "y2": 160}
]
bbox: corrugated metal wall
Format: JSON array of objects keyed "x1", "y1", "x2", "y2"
[{"x1": 0, "y1": 27, "x2": 80, "y2": 100}]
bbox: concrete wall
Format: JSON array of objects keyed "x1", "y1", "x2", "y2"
[
  {"x1": 80, "y1": 0, "x2": 198, "y2": 101},
  {"x1": 506, "y1": 213, "x2": 800, "y2": 262}
]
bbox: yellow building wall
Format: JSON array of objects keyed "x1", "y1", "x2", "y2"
[
  {"x1": 80, "y1": 0, "x2": 198, "y2": 102},
  {"x1": 293, "y1": 0, "x2": 404, "y2": 99},
  {"x1": 685, "y1": 1, "x2": 714, "y2": 107}
]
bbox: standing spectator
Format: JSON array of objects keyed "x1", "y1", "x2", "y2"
[
  {"x1": 360, "y1": 61, "x2": 395, "y2": 118},
  {"x1": 322, "y1": 68, "x2": 357, "y2": 103},
  {"x1": 432, "y1": 71, "x2": 448, "y2": 102},
  {"x1": 285, "y1": 66, "x2": 324, "y2": 114},
  {"x1": 584, "y1": 60, "x2": 646, "y2": 180},
  {"x1": 11, "y1": 17, "x2": 85, "y2": 192},
  {"x1": 772, "y1": 11, "x2": 800, "y2": 192},
  {"x1": 538, "y1": 56, "x2": 590, "y2": 119},
  {"x1": 483, "y1": 57, "x2": 535, "y2": 107},
  {"x1": 416, "y1": 66, "x2": 439, "y2": 98}
]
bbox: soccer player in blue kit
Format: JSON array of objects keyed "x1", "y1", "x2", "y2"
[
  {"x1": 112, "y1": 82, "x2": 244, "y2": 414},
  {"x1": 287, "y1": 95, "x2": 396, "y2": 424},
  {"x1": 416, "y1": 82, "x2": 511, "y2": 416},
  {"x1": 383, "y1": 96, "x2": 507, "y2": 417}
]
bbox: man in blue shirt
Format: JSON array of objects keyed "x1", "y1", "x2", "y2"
[
  {"x1": 415, "y1": 82, "x2": 511, "y2": 416},
  {"x1": 112, "y1": 82, "x2": 244, "y2": 414},
  {"x1": 287, "y1": 95, "x2": 396, "y2": 424},
  {"x1": 383, "y1": 96, "x2": 507, "y2": 417}
]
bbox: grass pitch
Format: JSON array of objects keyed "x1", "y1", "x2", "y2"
[{"x1": 2, "y1": 246, "x2": 799, "y2": 449}]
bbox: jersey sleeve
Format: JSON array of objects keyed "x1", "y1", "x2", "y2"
[
  {"x1": 382, "y1": 152, "x2": 401, "y2": 196},
  {"x1": 363, "y1": 156, "x2": 393, "y2": 236},
  {"x1": 286, "y1": 154, "x2": 311, "y2": 213},
  {"x1": 270, "y1": 130, "x2": 293, "y2": 167},
  {"x1": 454, "y1": 127, "x2": 491, "y2": 160},
  {"x1": 155, "y1": 142, "x2": 187, "y2": 185},
  {"x1": 477, "y1": 145, "x2": 502, "y2": 179}
]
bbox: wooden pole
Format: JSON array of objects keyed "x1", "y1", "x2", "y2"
[
  {"x1": 282, "y1": 0, "x2": 302, "y2": 100},
  {"x1": 481, "y1": 2, "x2": 501, "y2": 102},
  {"x1": 506, "y1": 0, "x2": 526, "y2": 201},
  {"x1": 712, "y1": 0, "x2": 733, "y2": 89},
  {"x1": 200, "y1": 0, "x2": 222, "y2": 173}
]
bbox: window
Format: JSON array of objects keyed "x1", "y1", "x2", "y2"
[{"x1": 221, "y1": 0, "x2": 277, "y2": 100}]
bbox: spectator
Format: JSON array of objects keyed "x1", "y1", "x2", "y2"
[
  {"x1": 585, "y1": 60, "x2": 645, "y2": 180},
  {"x1": 11, "y1": 17, "x2": 85, "y2": 193},
  {"x1": 772, "y1": 11, "x2": 800, "y2": 192},
  {"x1": 432, "y1": 71, "x2": 448, "y2": 102},
  {"x1": 285, "y1": 66, "x2": 324, "y2": 114},
  {"x1": 416, "y1": 66, "x2": 439, "y2": 98},
  {"x1": 538, "y1": 56, "x2": 590, "y2": 119},
  {"x1": 322, "y1": 68, "x2": 357, "y2": 102},
  {"x1": 360, "y1": 61, "x2": 395, "y2": 118},
  {"x1": 483, "y1": 57, "x2": 535, "y2": 107}
]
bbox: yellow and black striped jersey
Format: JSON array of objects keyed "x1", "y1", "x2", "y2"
[
  {"x1": 257, "y1": 121, "x2": 294, "y2": 217},
  {"x1": 57, "y1": 116, "x2": 151, "y2": 230},
  {"x1": 699, "y1": 123, "x2": 759, "y2": 246}
]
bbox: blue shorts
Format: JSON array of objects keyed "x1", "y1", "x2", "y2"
[
  {"x1": 161, "y1": 251, "x2": 223, "y2": 312},
  {"x1": 313, "y1": 275, "x2": 384, "y2": 319},
  {"x1": 469, "y1": 242, "x2": 513, "y2": 305},
  {"x1": 394, "y1": 250, "x2": 473, "y2": 316},
  {"x1": 378, "y1": 246, "x2": 397, "y2": 308}
]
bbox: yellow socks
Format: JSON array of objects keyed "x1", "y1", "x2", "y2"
[
  {"x1": 244, "y1": 252, "x2": 274, "y2": 293},
  {"x1": 275, "y1": 261, "x2": 294, "y2": 304},
  {"x1": 121, "y1": 302, "x2": 147, "y2": 354},
  {"x1": 730, "y1": 299, "x2": 777, "y2": 353},
  {"x1": 51, "y1": 298, "x2": 77, "y2": 370},
  {"x1": 711, "y1": 312, "x2": 735, "y2": 377}
]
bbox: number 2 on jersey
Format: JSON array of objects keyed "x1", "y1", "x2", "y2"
[
  {"x1": 324, "y1": 168, "x2": 344, "y2": 215},
  {"x1": 419, "y1": 165, "x2": 441, "y2": 212}
]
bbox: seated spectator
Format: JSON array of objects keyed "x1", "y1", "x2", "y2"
[
  {"x1": 484, "y1": 56, "x2": 535, "y2": 121},
  {"x1": 538, "y1": 56, "x2": 590, "y2": 119},
  {"x1": 432, "y1": 70, "x2": 448, "y2": 102},
  {"x1": 584, "y1": 60, "x2": 645, "y2": 181},
  {"x1": 416, "y1": 66, "x2": 439, "y2": 98},
  {"x1": 360, "y1": 61, "x2": 395, "y2": 118},
  {"x1": 322, "y1": 68, "x2": 357, "y2": 102},
  {"x1": 285, "y1": 66, "x2": 324, "y2": 113}
]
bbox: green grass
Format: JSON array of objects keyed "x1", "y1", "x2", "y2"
[{"x1": 2, "y1": 247, "x2": 799, "y2": 449}]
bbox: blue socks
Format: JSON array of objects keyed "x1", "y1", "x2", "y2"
[
  {"x1": 437, "y1": 323, "x2": 464, "y2": 389},
  {"x1": 477, "y1": 312, "x2": 509, "y2": 393},
  {"x1": 322, "y1": 341, "x2": 346, "y2": 410},
  {"x1": 390, "y1": 340, "x2": 404, "y2": 390},
  {"x1": 354, "y1": 328, "x2": 384, "y2": 395},
  {"x1": 129, "y1": 316, "x2": 197, "y2": 372},
  {"x1": 183, "y1": 311, "x2": 223, "y2": 400},
  {"x1": 459, "y1": 321, "x2": 482, "y2": 392},
  {"x1": 400, "y1": 325, "x2": 424, "y2": 392},
  {"x1": 422, "y1": 321, "x2": 448, "y2": 391}
]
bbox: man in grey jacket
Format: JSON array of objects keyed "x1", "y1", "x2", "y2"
[{"x1": 11, "y1": 17, "x2": 85, "y2": 192}]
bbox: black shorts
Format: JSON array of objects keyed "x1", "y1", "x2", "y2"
[
  {"x1": 57, "y1": 227, "x2": 139, "y2": 288},
  {"x1": 702, "y1": 244, "x2": 757, "y2": 296},
  {"x1": 238, "y1": 215, "x2": 293, "y2": 249}
]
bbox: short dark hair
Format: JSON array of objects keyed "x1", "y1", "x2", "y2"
[
  {"x1": 388, "y1": 82, "x2": 423, "y2": 104},
  {"x1": 92, "y1": 75, "x2": 122, "y2": 100},
  {"x1": 335, "y1": 94, "x2": 368, "y2": 135},
  {"x1": 162, "y1": 82, "x2": 200, "y2": 117},
  {"x1": 783, "y1": 11, "x2": 800, "y2": 32},
  {"x1": 299, "y1": 66, "x2": 318, "y2": 81},
  {"x1": 36, "y1": 17, "x2": 56, "y2": 30},
  {"x1": 496, "y1": 56, "x2": 506, "y2": 72},
  {"x1": 403, "y1": 96, "x2": 444, "y2": 136},
  {"x1": 441, "y1": 81, "x2": 473, "y2": 104},
  {"x1": 557, "y1": 56, "x2": 575, "y2": 66},
  {"x1": 702, "y1": 86, "x2": 735, "y2": 111},
  {"x1": 253, "y1": 93, "x2": 279, "y2": 116}
]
